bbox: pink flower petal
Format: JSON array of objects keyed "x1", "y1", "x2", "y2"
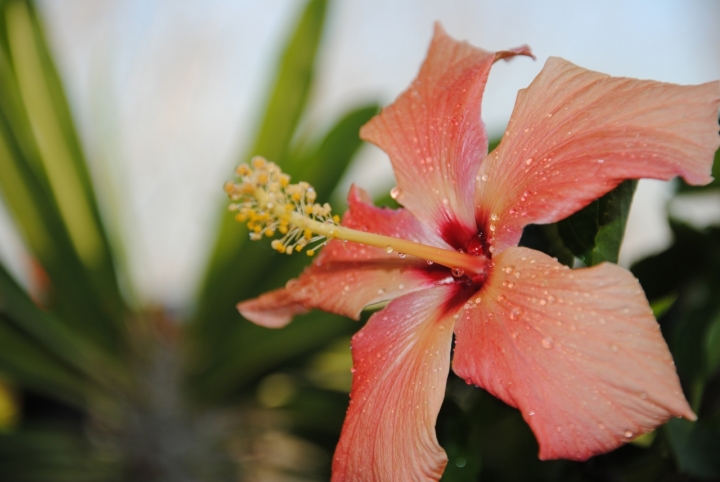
[
  {"x1": 238, "y1": 186, "x2": 450, "y2": 328},
  {"x1": 475, "y1": 57, "x2": 720, "y2": 252},
  {"x1": 332, "y1": 286, "x2": 457, "y2": 481},
  {"x1": 452, "y1": 247, "x2": 695, "y2": 461},
  {"x1": 360, "y1": 23, "x2": 532, "y2": 248}
]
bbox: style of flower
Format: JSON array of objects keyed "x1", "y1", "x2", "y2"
[{"x1": 231, "y1": 25, "x2": 720, "y2": 482}]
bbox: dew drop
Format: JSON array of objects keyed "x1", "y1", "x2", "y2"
[
  {"x1": 377, "y1": 288, "x2": 385, "y2": 295},
  {"x1": 442, "y1": 198, "x2": 449, "y2": 205},
  {"x1": 475, "y1": 297, "x2": 482, "y2": 304},
  {"x1": 610, "y1": 344, "x2": 619, "y2": 353},
  {"x1": 452, "y1": 267, "x2": 465, "y2": 277},
  {"x1": 547, "y1": 295, "x2": 556, "y2": 304},
  {"x1": 541, "y1": 337, "x2": 554, "y2": 349},
  {"x1": 490, "y1": 212, "x2": 499, "y2": 221},
  {"x1": 624, "y1": 430, "x2": 633, "y2": 438},
  {"x1": 598, "y1": 159, "x2": 605, "y2": 164},
  {"x1": 390, "y1": 187, "x2": 402, "y2": 199},
  {"x1": 426, "y1": 260, "x2": 434, "y2": 265},
  {"x1": 503, "y1": 265, "x2": 515, "y2": 274},
  {"x1": 510, "y1": 307, "x2": 524, "y2": 320},
  {"x1": 525, "y1": 157, "x2": 534, "y2": 165},
  {"x1": 385, "y1": 246, "x2": 393, "y2": 254},
  {"x1": 539, "y1": 299, "x2": 547, "y2": 306},
  {"x1": 398, "y1": 253, "x2": 406, "y2": 259},
  {"x1": 597, "y1": 423, "x2": 605, "y2": 430},
  {"x1": 481, "y1": 174, "x2": 489, "y2": 182},
  {"x1": 350, "y1": 367, "x2": 356, "y2": 373},
  {"x1": 528, "y1": 410, "x2": 535, "y2": 416},
  {"x1": 497, "y1": 294, "x2": 506, "y2": 302}
]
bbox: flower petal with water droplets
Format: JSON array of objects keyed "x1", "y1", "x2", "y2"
[
  {"x1": 361, "y1": 23, "x2": 533, "y2": 248},
  {"x1": 238, "y1": 185, "x2": 449, "y2": 327},
  {"x1": 452, "y1": 247, "x2": 695, "y2": 461},
  {"x1": 332, "y1": 286, "x2": 456, "y2": 481},
  {"x1": 475, "y1": 57, "x2": 720, "y2": 253}
]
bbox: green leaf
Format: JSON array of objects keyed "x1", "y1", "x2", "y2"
[
  {"x1": 0, "y1": 427, "x2": 122, "y2": 482},
  {"x1": 189, "y1": 104, "x2": 378, "y2": 397},
  {"x1": 0, "y1": 263, "x2": 129, "y2": 394},
  {"x1": 557, "y1": 180, "x2": 637, "y2": 266},
  {"x1": 197, "y1": 0, "x2": 327, "y2": 292},
  {"x1": 0, "y1": 1, "x2": 127, "y2": 350},
  {"x1": 666, "y1": 418, "x2": 720, "y2": 479}
]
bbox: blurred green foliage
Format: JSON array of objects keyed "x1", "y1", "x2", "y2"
[{"x1": 0, "y1": 0, "x2": 719, "y2": 480}]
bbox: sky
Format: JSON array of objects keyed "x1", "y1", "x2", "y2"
[{"x1": 0, "y1": 0, "x2": 719, "y2": 307}]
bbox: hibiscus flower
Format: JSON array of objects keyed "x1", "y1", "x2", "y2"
[{"x1": 230, "y1": 24, "x2": 720, "y2": 482}]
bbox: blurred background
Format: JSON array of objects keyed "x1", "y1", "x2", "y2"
[{"x1": 0, "y1": 0, "x2": 719, "y2": 481}]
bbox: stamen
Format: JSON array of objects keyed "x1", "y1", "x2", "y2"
[{"x1": 226, "y1": 157, "x2": 487, "y2": 275}]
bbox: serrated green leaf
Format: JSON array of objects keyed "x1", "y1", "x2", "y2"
[{"x1": 557, "y1": 180, "x2": 637, "y2": 266}]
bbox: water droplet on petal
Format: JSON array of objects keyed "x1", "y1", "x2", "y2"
[
  {"x1": 497, "y1": 294, "x2": 506, "y2": 302},
  {"x1": 510, "y1": 307, "x2": 524, "y2": 320},
  {"x1": 624, "y1": 430, "x2": 633, "y2": 438},
  {"x1": 398, "y1": 252, "x2": 406, "y2": 258},
  {"x1": 528, "y1": 410, "x2": 535, "y2": 416},
  {"x1": 541, "y1": 337, "x2": 554, "y2": 349},
  {"x1": 452, "y1": 268, "x2": 465, "y2": 277},
  {"x1": 598, "y1": 159, "x2": 605, "y2": 164},
  {"x1": 385, "y1": 246, "x2": 393, "y2": 254},
  {"x1": 525, "y1": 157, "x2": 534, "y2": 165},
  {"x1": 490, "y1": 213, "x2": 499, "y2": 221},
  {"x1": 390, "y1": 187, "x2": 402, "y2": 199},
  {"x1": 597, "y1": 423, "x2": 605, "y2": 430},
  {"x1": 426, "y1": 259, "x2": 434, "y2": 265},
  {"x1": 350, "y1": 367, "x2": 356, "y2": 373},
  {"x1": 610, "y1": 344, "x2": 619, "y2": 353},
  {"x1": 503, "y1": 265, "x2": 515, "y2": 274},
  {"x1": 481, "y1": 174, "x2": 489, "y2": 182}
]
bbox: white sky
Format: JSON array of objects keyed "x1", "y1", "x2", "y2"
[{"x1": 1, "y1": 0, "x2": 719, "y2": 307}]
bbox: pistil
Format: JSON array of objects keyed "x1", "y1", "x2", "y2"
[{"x1": 226, "y1": 157, "x2": 488, "y2": 276}]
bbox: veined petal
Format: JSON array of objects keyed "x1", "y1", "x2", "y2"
[
  {"x1": 361, "y1": 23, "x2": 532, "y2": 248},
  {"x1": 238, "y1": 186, "x2": 450, "y2": 328},
  {"x1": 332, "y1": 285, "x2": 457, "y2": 482},
  {"x1": 452, "y1": 247, "x2": 695, "y2": 461},
  {"x1": 475, "y1": 57, "x2": 720, "y2": 252}
]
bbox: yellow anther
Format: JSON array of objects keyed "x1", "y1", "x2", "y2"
[
  {"x1": 295, "y1": 245, "x2": 303, "y2": 252},
  {"x1": 252, "y1": 157, "x2": 266, "y2": 169},
  {"x1": 257, "y1": 173, "x2": 268, "y2": 184},
  {"x1": 235, "y1": 213, "x2": 247, "y2": 222},
  {"x1": 264, "y1": 229, "x2": 275, "y2": 237},
  {"x1": 280, "y1": 174, "x2": 290, "y2": 187},
  {"x1": 253, "y1": 225, "x2": 262, "y2": 234},
  {"x1": 304, "y1": 228, "x2": 312, "y2": 240},
  {"x1": 285, "y1": 247, "x2": 293, "y2": 255},
  {"x1": 306, "y1": 249, "x2": 315, "y2": 256},
  {"x1": 333, "y1": 215, "x2": 340, "y2": 224},
  {"x1": 278, "y1": 226, "x2": 288, "y2": 235},
  {"x1": 223, "y1": 181, "x2": 235, "y2": 194},
  {"x1": 291, "y1": 192, "x2": 302, "y2": 202},
  {"x1": 306, "y1": 204, "x2": 314, "y2": 214}
]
